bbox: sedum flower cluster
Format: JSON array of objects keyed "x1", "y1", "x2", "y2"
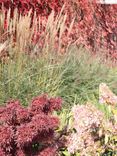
[
  {"x1": 0, "y1": 94, "x2": 62, "y2": 156},
  {"x1": 67, "y1": 103, "x2": 117, "y2": 155}
]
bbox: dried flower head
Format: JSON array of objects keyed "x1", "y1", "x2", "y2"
[{"x1": 99, "y1": 83, "x2": 117, "y2": 107}]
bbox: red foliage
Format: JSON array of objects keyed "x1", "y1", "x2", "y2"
[
  {"x1": 64, "y1": 0, "x2": 117, "y2": 58},
  {"x1": 0, "y1": 0, "x2": 63, "y2": 17},
  {"x1": 0, "y1": 148, "x2": 6, "y2": 156},
  {"x1": 30, "y1": 94, "x2": 62, "y2": 115},
  {"x1": 0, "y1": 94, "x2": 63, "y2": 156},
  {"x1": 0, "y1": 0, "x2": 116, "y2": 59},
  {"x1": 38, "y1": 147, "x2": 57, "y2": 156}
]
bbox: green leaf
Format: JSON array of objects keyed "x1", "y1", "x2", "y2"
[
  {"x1": 62, "y1": 150, "x2": 71, "y2": 156},
  {"x1": 76, "y1": 153, "x2": 80, "y2": 156},
  {"x1": 105, "y1": 134, "x2": 109, "y2": 144}
]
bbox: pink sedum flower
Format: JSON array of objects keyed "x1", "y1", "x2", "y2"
[
  {"x1": 38, "y1": 147, "x2": 57, "y2": 156},
  {"x1": 67, "y1": 104, "x2": 105, "y2": 155},
  {"x1": 72, "y1": 104, "x2": 104, "y2": 133}
]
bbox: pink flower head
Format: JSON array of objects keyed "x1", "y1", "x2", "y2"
[
  {"x1": 67, "y1": 104, "x2": 105, "y2": 155},
  {"x1": 16, "y1": 123, "x2": 38, "y2": 147},
  {"x1": 72, "y1": 104, "x2": 104, "y2": 133},
  {"x1": 30, "y1": 94, "x2": 49, "y2": 114},
  {"x1": 0, "y1": 148, "x2": 5, "y2": 156},
  {"x1": 30, "y1": 94, "x2": 62, "y2": 115},
  {"x1": 16, "y1": 107, "x2": 31, "y2": 124},
  {"x1": 16, "y1": 148, "x2": 26, "y2": 156},
  {"x1": 0, "y1": 125, "x2": 13, "y2": 152},
  {"x1": 38, "y1": 147, "x2": 57, "y2": 156},
  {"x1": 49, "y1": 97, "x2": 62, "y2": 111},
  {"x1": 6, "y1": 100, "x2": 21, "y2": 110}
]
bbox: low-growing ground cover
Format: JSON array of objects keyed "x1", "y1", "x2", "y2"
[{"x1": 0, "y1": 89, "x2": 116, "y2": 156}]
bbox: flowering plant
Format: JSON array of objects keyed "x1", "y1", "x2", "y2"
[
  {"x1": 67, "y1": 103, "x2": 117, "y2": 155},
  {"x1": 0, "y1": 94, "x2": 64, "y2": 156}
]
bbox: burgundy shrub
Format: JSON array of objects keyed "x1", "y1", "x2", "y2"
[
  {"x1": 64, "y1": 0, "x2": 117, "y2": 58},
  {"x1": 0, "y1": 0, "x2": 116, "y2": 59},
  {"x1": 0, "y1": 94, "x2": 63, "y2": 156},
  {"x1": 0, "y1": 0, "x2": 63, "y2": 17}
]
